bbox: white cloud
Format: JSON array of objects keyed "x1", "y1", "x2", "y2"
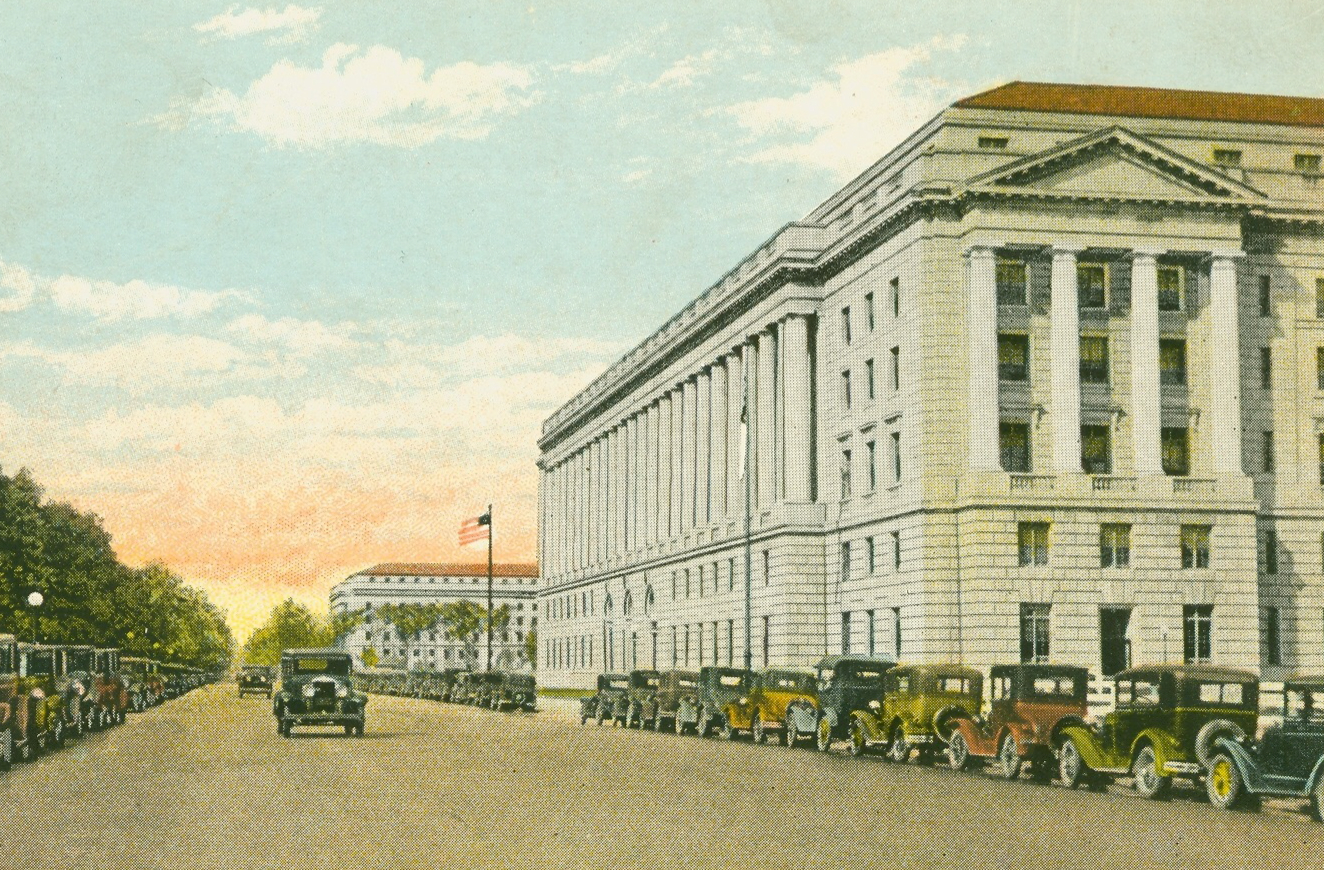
[
  {"x1": 226, "y1": 313, "x2": 355, "y2": 356},
  {"x1": 194, "y1": 5, "x2": 323, "y2": 44},
  {"x1": 351, "y1": 333, "x2": 625, "y2": 388},
  {"x1": 194, "y1": 43, "x2": 539, "y2": 148},
  {"x1": 0, "y1": 257, "x2": 238, "y2": 321},
  {"x1": 726, "y1": 35, "x2": 969, "y2": 177},
  {"x1": 0, "y1": 261, "x2": 37, "y2": 313},
  {"x1": 557, "y1": 25, "x2": 669, "y2": 75}
]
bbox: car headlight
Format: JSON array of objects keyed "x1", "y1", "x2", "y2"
[
  {"x1": 739, "y1": 697, "x2": 749, "y2": 706},
  {"x1": 31, "y1": 688, "x2": 45, "y2": 700},
  {"x1": 868, "y1": 700, "x2": 881, "y2": 710},
  {"x1": 73, "y1": 681, "x2": 86, "y2": 696},
  {"x1": 302, "y1": 685, "x2": 316, "y2": 698},
  {"x1": 336, "y1": 686, "x2": 349, "y2": 698}
]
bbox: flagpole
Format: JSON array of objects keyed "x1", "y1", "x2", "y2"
[{"x1": 486, "y1": 503, "x2": 494, "y2": 672}]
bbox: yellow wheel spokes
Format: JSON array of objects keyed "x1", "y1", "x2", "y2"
[{"x1": 1210, "y1": 759, "x2": 1232, "y2": 799}]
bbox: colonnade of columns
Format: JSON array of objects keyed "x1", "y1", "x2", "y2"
[
  {"x1": 966, "y1": 245, "x2": 1243, "y2": 476},
  {"x1": 543, "y1": 313, "x2": 817, "y2": 579}
]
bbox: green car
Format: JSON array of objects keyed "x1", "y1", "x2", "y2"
[
  {"x1": 273, "y1": 649, "x2": 367, "y2": 737},
  {"x1": 848, "y1": 663, "x2": 982, "y2": 762},
  {"x1": 1056, "y1": 664, "x2": 1258, "y2": 798}
]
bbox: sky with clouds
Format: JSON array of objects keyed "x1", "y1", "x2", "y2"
[{"x1": 2, "y1": 0, "x2": 1321, "y2": 639}]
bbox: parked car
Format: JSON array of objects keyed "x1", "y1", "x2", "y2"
[
  {"x1": 92, "y1": 648, "x2": 128, "y2": 726},
  {"x1": 581, "y1": 673, "x2": 630, "y2": 725},
  {"x1": 693, "y1": 666, "x2": 754, "y2": 739},
  {"x1": 625, "y1": 669, "x2": 662, "y2": 728},
  {"x1": 645, "y1": 670, "x2": 698, "y2": 733},
  {"x1": 748, "y1": 669, "x2": 818, "y2": 745},
  {"x1": 17, "y1": 643, "x2": 70, "y2": 754},
  {"x1": 273, "y1": 648, "x2": 366, "y2": 737},
  {"x1": 437, "y1": 668, "x2": 467, "y2": 702},
  {"x1": 491, "y1": 673, "x2": 537, "y2": 712},
  {"x1": 848, "y1": 663, "x2": 981, "y2": 762},
  {"x1": 120, "y1": 657, "x2": 164, "y2": 709},
  {"x1": 811, "y1": 655, "x2": 894, "y2": 751},
  {"x1": 1055, "y1": 664, "x2": 1258, "y2": 798},
  {"x1": 945, "y1": 664, "x2": 1089, "y2": 779},
  {"x1": 1204, "y1": 674, "x2": 1324, "y2": 817},
  {"x1": 238, "y1": 665, "x2": 276, "y2": 698},
  {"x1": 57, "y1": 645, "x2": 98, "y2": 734},
  {"x1": 0, "y1": 634, "x2": 19, "y2": 768},
  {"x1": 468, "y1": 671, "x2": 505, "y2": 708}
]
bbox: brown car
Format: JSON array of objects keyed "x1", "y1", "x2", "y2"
[
  {"x1": 650, "y1": 670, "x2": 699, "y2": 733},
  {"x1": 945, "y1": 664, "x2": 1090, "y2": 779}
]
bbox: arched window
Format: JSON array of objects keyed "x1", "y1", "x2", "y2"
[
  {"x1": 644, "y1": 586, "x2": 655, "y2": 616},
  {"x1": 623, "y1": 590, "x2": 633, "y2": 617},
  {"x1": 604, "y1": 594, "x2": 614, "y2": 618}
]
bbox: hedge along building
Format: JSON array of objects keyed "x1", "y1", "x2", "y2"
[{"x1": 536, "y1": 81, "x2": 1324, "y2": 691}]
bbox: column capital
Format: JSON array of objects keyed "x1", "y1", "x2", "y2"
[
  {"x1": 1209, "y1": 250, "x2": 1246, "y2": 265},
  {"x1": 1051, "y1": 245, "x2": 1084, "y2": 260},
  {"x1": 965, "y1": 244, "x2": 1000, "y2": 260},
  {"x1": 1130, "y1": 248, "x2": 1165, "y2": 262}
]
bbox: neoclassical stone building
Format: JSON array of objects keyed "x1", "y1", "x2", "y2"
[{"x1": 537, "y1": 82, "x2": 1324, "y2": 691}]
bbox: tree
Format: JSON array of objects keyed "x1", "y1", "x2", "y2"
[
  {"x1": 241, "y1": 600, "x2": 365, "y2": 666},
  {"x1": 377, "y1": 603, "x2": 441, "y2": 670},
  {"x1": 524, "y1": 629, "x2": 537, "y2": 669},
  {"x1": 439, "y1": 600, "x2": 484, "y2": 670},
  {"x1": 360, "y1": 646, "x2": 379, "y2": 668}
]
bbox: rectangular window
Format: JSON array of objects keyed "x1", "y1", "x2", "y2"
[
  {"x1": 867, "y1": 536, "x2": 876, "y2": 574},
  {"x1": 1317, "y1": 278, "x2": 1324, "y2": 319},
  {"x1": 865, "y1": 292, "x2": 875, "y2": 330},
  {"x1": 1078, "y1": 263, "x2": 1107, "y2": 309},
  {"x1": 866, "y1": 610, "x2": 876, "y2": 656},
  {"x1": 1263, "y1": 431, "x2": 1275, "y2": 473},
  {"x1": 1261, "y1": 347, "x2": 1272, "y2": 390},
  {"x1": 1259, "y1": 275, "x2": 1272, "y2": 317},
  {"x1": 1183, "y1": 605, "x2": 1213, "y2": 664},
  {"x1": 840, "y1": 448, "x2": 852, "y2": 499},
  {"x1": 1159, "y1": 339, "x2": 1187, "y2": 386},
  {"x1": 1018, "y1": 522, "x2": 1049, "y2": 566},
  {"x1": 729, "y1": 557, "x2": 735, "y2": 592},
  {"x1": 866, "y1": 440, "x2": 877, "y2": 492},
  {"x1": 1100, "y1": 524, "x2": 1131, "y2": 568},
  {"x1": 1020, "y1": 603, "x2": 1051, "y2": 663},
  {"x1": 1082, "y1": 424, "x2": 1112, "y2": 474},
  {"x1": 762, "y1": 616, "x2": 770, "y2": 667},
  {"x1": 998, "y1": 334, "x2": 1030, "y2": 381},
  {"x1": 890, "y1": 432, "x2": 902, "y2": 482},
  {"x1": 1265, "y1": 530, "x2": 1279, "y2": 575},
  {"x1": 841, "y1": 542, "x2": 851, "y2": 583},
  {"x1": 685, "y1": 569, "x2": 691, "y2": 599},
  {"x1": 1100, "y1": 607, "x2": 1132, "y2": 677},
  {"x1": 1000, "y1": 421, "x2": 1031, "y2": 473},
  {"x1": 763, "y1": 549, "x2": 770, "y2": 587},
  {"x1": 865, "y1": 359, "x2": 875, "y2": 400},
  {"x1": 841, "y1": 611, "x2": 851, "y2": 654},
  {"x1": 1263, "y1": 607, "x2": 1282, "y2": 667},
  {"x1": 841, "y1": 370, "x2": 852, "y2": 409},
  {"x1": 1157, "y1": 266, "x2": 1183, "y2": 311},
  {"x1": 1295, "y1": 153, "x2": 1323, "y2": 173},
  {"x1": 1162, "y1": 426, "x2": 1190, "y2": 476},
  {"x1": 1181, "y1": 525, "x2": 1212, "y2": 569},
  {"x1": 980, "y1": 135, "x2": 1010, "y2": 150},
  {"x1": 1213, "y1": 148, "x2": 1242, "y2": 168},
  {"x1": 890, "y1": 346, "x2": 900, "y2": 391},
  {"x1": 996, "y1": 259, "x2": 1028, "y2": 306},
  {"x1": 1080, "y1": 336, "x2": 1109, "y2": 384},
  {"x1": 1319, "y1": 434, "x2": 1324, "y2": 486},
  {"x1": 892, "y1": 531, "x2": 901, "y2": 570},
  {"x1": 892, "y1": 606, "x2": 902, "y2": 657},
  {"x1": 891, "y1": 277, "x2": 900, "y2": 317},
  {"x1": 842, "y1": 306, "x2": 852, "y2": 343}
]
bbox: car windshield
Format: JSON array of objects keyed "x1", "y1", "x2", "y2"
[
  {"x1": 607, "y1": 679, "x2": 629, "y2": 690},
  {"x1": 1030, "y1": 676, "x2": 1080, "y2": 698},
  {"x1": 1285, "y1": 688, "x2": 1324, "y2": 724},
  {"x1": 678, "y1": 679, "x2": 696, "y2": 689},
  {"x1": 26, "y1": 652, "x2": 56, "y2": 676},
  {"x1": 935, "y1": 677, "x2": 971, "y2": 694},
  {"x1": 1193, "y1": 681, "x2": 1247, "y2": 707},
  {"x1": 289, "y1": 657, "x2": 351, "y2": 675},
  {"x1": 68, "y1": 651, "x2": 95, "y2": 671},
  {"x1": 718, "y1": 675, "x2": 745, "y2": 688}
]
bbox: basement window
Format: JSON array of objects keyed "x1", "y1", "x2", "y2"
[
  {"x1": 978, "y1": 136, "x2": 1009, "y2": 150},
  {"x1": 1296, "y1": 153, "x2": 1322, "y2": 174}
]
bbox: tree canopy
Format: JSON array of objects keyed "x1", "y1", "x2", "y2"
[
  {"x1": 241, "y1": 598, "x2": 363, "y2": 665},
  {"x1": 0, "y1": 465, "x2": 234, "y2": 670}
]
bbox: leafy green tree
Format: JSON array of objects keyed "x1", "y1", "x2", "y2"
[
  {"x1": 360, "y1": 646, "x2": 379, "y2": 668},
  {"x1": 377, "y1": 603, "x2": 441, "y2": 670},
  {"x1": 439, "y1": 600, "x2": 484, "y2": 669},
  {"x1": 524, "y1": 628, "x2": 537, "y2": 669}
]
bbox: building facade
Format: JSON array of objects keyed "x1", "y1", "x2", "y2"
[
  {"x1": 536, "y1": 82, "x2": 1324, "y2": 691},
  {"x1": 330, "y1": 562, "x2": 538, "y2": 672}
]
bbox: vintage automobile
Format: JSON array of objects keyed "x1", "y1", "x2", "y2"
[
  {"x1": 624, "y1": 669, "x2": 662, "y2": 728},
  {"x1": 1204, "y1": 674, "x2": 1324, "y2": 817},
  {"x1": 0, "y1": 634, "x2": 20, "y2": 768},
  {"x1": 847, "y1": 662, "x2": 981, "y2": 762},
  {"x1": 91, "y1": 648, "x2": 128, "y2": 726},
  {"x1": 581, "y1": 673, "x2": 631, "y2": 725},
  {"x1": 57, "y1": 645, "x2": 98, "y2": 734},
  {"x1": 650, "y1": 670, "x2": 699, "y2": 734},
  {"x1": 747, "y1": 669, "x2": 818, "y2": 745},
  {"x1": 468, "y1": 671, "x2": 506, "y2": 708},
  {"x1": 693, "y1": 666, "x2": 754, "y2": 739},
  {"x1": 238, "y1": 665, "x2": 276, "y2": 698},
  {"x1": 17, "y1": 643, "x2": 70, "y2": 754},
  {"x1": 120, "y1": 656, "x2": 165, "y2": 709},
  {"x1": 945, "y1": 664, "x2": 1090, "y2": 779},
  {"x1": 438, "y1": 668, "x2": 467, "y2": 702},
  {"x1": 450, "y1": 671, "x2": 478, "y2": 704},
  {"x1": 810, "y1": 655, "x2": 894, "y2": 751},
  {"x1": 491, "y1": 673, "x2": 537, "y2": 712},
  {"x1": 273, "y1": 648, "x2": 366, "y2": 737},
  {"x1": 1055, "y1": 664, "x2": 1258, "y2": 798}
]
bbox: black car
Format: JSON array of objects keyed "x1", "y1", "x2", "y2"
[
  {"x1": 812, "y1": 655, "x2": 894, "y2": 751},
  {"x1": 491, "y1": 673, "x2": 537, "y2": 712},
  {"x1": 581, "y1": 673, "x2": 630, "y2": 725},
  {"x1": 1207, "y1": 675, "x2": 1324, "y2": 818},
  {"x1": 238, "y1": 665, "x2": 275, "y2": 698},
  {"x1": 691, "y1": 666, "x2": 753, "y2": 738},
  {"x1": 625, "y1": 669, "x2": 662, "y2": 728},
  {"x1": 273, "y1": 649, "x2": 366, "y2": 737}
]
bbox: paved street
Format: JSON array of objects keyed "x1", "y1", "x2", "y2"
[{"x1": 6, "y1": 684, "x2": 1320, "y2": 868}]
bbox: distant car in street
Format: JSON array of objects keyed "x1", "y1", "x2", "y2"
[
  {"x1": 237, "y1": 665, "x2": 275, "y2": 698},
  {"x1": 273, "y1": 649, "x2": 366, "y2": 737}
]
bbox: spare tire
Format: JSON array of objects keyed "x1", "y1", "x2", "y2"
[
  {"x1": 932, "y1": 706, "x2": 969, "y2": 743},
  {"x1": 1194, "y1": 718, "x2": 1246, "y2": 767}
]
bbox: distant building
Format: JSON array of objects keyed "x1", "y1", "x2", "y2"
[
  {"x1": 330, "y1": 562, "x2": 538, "y2": 671},
  {"x1": 537, "y1": 81, "x2": 1324, "y2": 690}
]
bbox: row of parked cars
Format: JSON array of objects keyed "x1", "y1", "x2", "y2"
[
  {"x1": 356, "y1": 666, "x2": 537, "y2": 713},
  {"x1": 0, "y1": 632, "x2": 214, "y2": 769},
  {"x1": 580, "y1": 657, "x2": 1324, "y2": 820}
]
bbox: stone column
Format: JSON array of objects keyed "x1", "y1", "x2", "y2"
[
  {"x1": 1209, "y1": 252, "x2": 1245, "y2": 474},
  {"x1": 680, "y1": 377, "x2": 697, "y2": 533},
  {"x1": 1131, "y1": 250, "x2": 1164, "y2": 475},
  {"x1": 782, "y1": 314, "x2": 813, "y2": 502},
  {"x1": 657, "y1": 395, "x2": 672, "y2": 542},
  {"x1": 644, "y1": 404, "x2": 658, "y2": 545},
  {"x1": 1051, "y1": 247, "x2": 1082, "y2": 473},
  {"x1": 966, "y1": 247, "x2": 1000, "y2": 471},
  {"x1": 696, "y1": 369, "x2": 712, "y2": 527},
  {"x1": 591, "y1": 437, "x2": 602, "y2": 566},
  {"x1": 727, "y1": 346, "x2": 745, "y2": 520},
  {"x1": 710, "y1": 359, "x2": 729, "y2": 522},
  {"x1": 757, "y1": 328, "x2": 778, "y2": 509},
  {"x1": 623, "y1": 417, "x2": 635, "y2": 552},
  {"x1": 670, "y1": 389, "x2": 684, "y2": 538}
]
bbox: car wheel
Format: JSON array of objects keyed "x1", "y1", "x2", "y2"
[
  {"x1": 653, "y1": 712, "x2": 665, "y2": 733},
  {"x1": 354, "y1": 720, "x2": 365, "y2": 737},
  {"x1": 344, "y1": 724, "x2": 355, "y2": 736},
  {"x1": 1131, "y1": 745, "x2": 1171, "y2": 799},
  {"x1": 1194, "y1": 719, "x2": 1246, "y2": 768},
  {"x1": 848, "y1": 718, "x2": 868, "y2": 757},
  {"x1": 595, "y1": 706, "x2": 606, "y2": 727},
  {"x1": 675, "y1": 712, "x2": 687, "y2": 736},
  {"x1": 718, "y1": 715, "x2": 736, "y2": 741},
  {"x1": 815, "y1": 716, "x2": 832, "y2": 752},
  {"x1": 1206, "y1": 753, "x2": 1248, "y2": 810},
  {"x1": 0, "y1": 727, "x2": 13, "y2": 771},
  {"x1": 697, "y1": 709, "x2": 711, "y2": 739},
  {"x1": 752, "y1": 713, "x2": 766, "y2": 745},
  {"x1": 948, "y1": 731, "x2": 972, "y2": 771},
  {"x1": 886, "y1": 732, "x2": 910, "y2": 764},
  {"x1": 783, "y1": 718, "x2": 797, "y2": 748},
  {"x1": 1311, "y1": 775, "x2": 1324, "y2": 822},
  {"x1": 52, "y1": 716, "x2": 65, "y2": 747},
  {"x1": 999, "y1": 733, "x2": 1022, "y2": 780},
  {"x1": 1058, "y1": 737, "x2": 1089, "y2": 789}
]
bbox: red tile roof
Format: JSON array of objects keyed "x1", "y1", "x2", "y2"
[
  {"x1": 360, "y1": 562, "x2": 539, "y2": 578},
  {"x1": 955, "y1": 81, "x2": 1324, "y2": 128}
]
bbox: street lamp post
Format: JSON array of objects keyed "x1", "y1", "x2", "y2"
[{"x1": 27, "y1": 591, "x2": 44, "y2": 644}]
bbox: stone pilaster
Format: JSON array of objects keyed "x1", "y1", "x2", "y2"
[
  {"x1": 1051, "y1": 247, "x2": 1082, "y2": 473},
  {"x1": 967, "y1": 247, "x2": 999, "y2": 471},
  {"x1": 1131, "y1": 250, "x2": 1163, "y2": 475},
  {"x1": 1209, "y1": 252, "x2": 1245, "y2": 474}
]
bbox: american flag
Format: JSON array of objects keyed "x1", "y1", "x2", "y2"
[{"x1": 458, "y1": 511, "x2": 491, "y2": 546}]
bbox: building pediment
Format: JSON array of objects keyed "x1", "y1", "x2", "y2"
[{"x1": 964, "y1": 126, "x2": 1267, "y2": 203}]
